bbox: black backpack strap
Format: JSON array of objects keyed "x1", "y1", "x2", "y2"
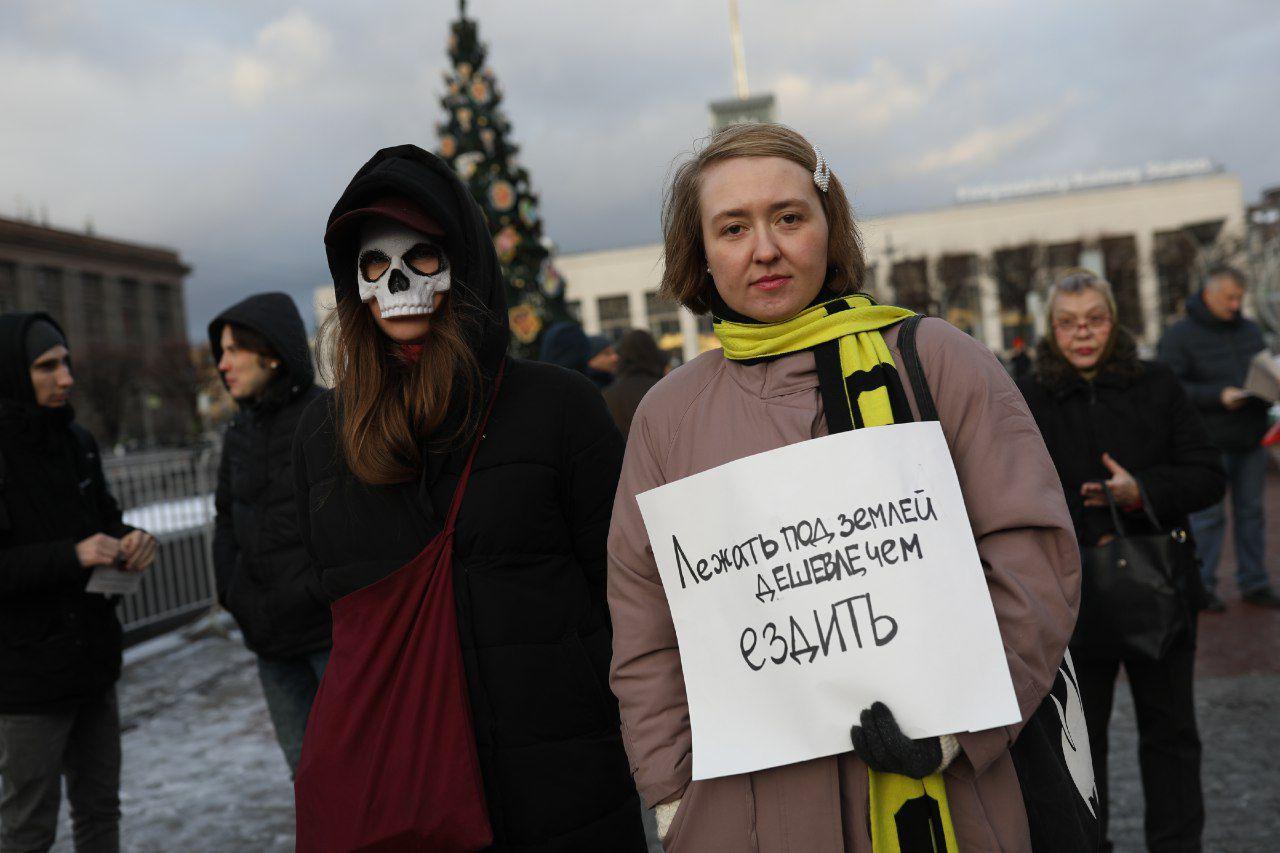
[{"x1": 897, "y1": 315, "x2": 938, "y2": 423}]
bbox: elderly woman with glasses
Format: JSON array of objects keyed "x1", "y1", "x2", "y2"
[{"x1": 1017, "y1": 268, "x2": 1225, "y2": 853}]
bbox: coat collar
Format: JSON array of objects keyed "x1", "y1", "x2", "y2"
[{"x1": 722, "y1": 349, "x2": 820, "y2": 400}]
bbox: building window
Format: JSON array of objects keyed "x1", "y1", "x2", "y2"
[
  {"x1": 1100, "y1": 236, "x2": 1143, "y2": 333},
  {"x1": 1155, "y1": 230, "x2": 1198, "y2": 322},
  {"x1": 891, "y1": 259, "x2": 931, "y2": 315},
  {"x1": 596, "y1": 295, "x2": 631, "y2": 340},
  {"x1": 120, "y1": 278, "x2": 141, "y2": 340},
  {"x1": 935, "y1": 255, "x2": 979, "y2": 337},
  {"x1": 82, "y1": 273, "x2": 105, "y2": 342},
  {"x1": 37, "y1": 267, "x2": 65, "y2": 323},
  {"x1": 0, "y1": 262, "x2": 16, "y2": 313},
  {"x1": 993, "y1": 244, "x2": 1038, "y2": 351},
  {"x1": 153, "y1": 282, "x2": 174, "y2": 341},
  {"x1": 645, "y1": 292, "x2": 683, "y2": 355}
]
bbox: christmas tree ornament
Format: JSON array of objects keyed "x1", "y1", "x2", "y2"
[
  {"x1": 519, "y1": 198, "x2": 538, "y2": 227},
  {"x1": 457, "y1": 107, "x2": 473, "y2": 132},
  {"x1": 454, "y1": 151, "x2": 484, "y2": 180},
  {"x1": 470, "y1": 77, "x2": 491, "y2": 104},
  {"x1": 494, "y1": 226, "x2": 520, "y2": 262},
  {"x1": 439, "y1": 135, "x2": 458, "y2": 159},
  {"x1": 488, "y1": 180, "x2": 516, "y2": 212},
  {"x1": 508, "y1": 303, "x2": 543, "y2": 344}
]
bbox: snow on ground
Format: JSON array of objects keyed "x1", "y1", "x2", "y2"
[
  {"x1": 52, "y1": 635, "x2": 295, "y2": 852},
  {"x1": 121, "y1": 495, "x2": 214, "y2": 537}
]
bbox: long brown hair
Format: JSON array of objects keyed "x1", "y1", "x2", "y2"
[
  {"x1": 318, "y1": 290, "x2": 481, "y2": 485},
  {"x1": 660, "y1": 123, "x2": 867, "y2": 314}
]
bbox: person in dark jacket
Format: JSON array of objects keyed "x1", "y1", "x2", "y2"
[
  {"x1": 1158, "y1": 267, "x2": 1280, "y2": 610},
  {"x1": 585, "y1": 334, "x2": 619, "y2": 388},
  {"x1": 539, "y1": 321, "x2": 616, "y2": 389},
  {"x1": 1019, "y1": 269, "x2": 1226, "y2": 853},
  {"x1": 0, "y1": 312, "x2": 157, "y2": 853},
  {"x1": 601, "y1": 329, "x2": 669, "y2": 437},
  {"x1": 292, "y1": 145, "x2": 645, "y2": 851},
  {"x1": 209, "y1": 292, "x2": 328, "y2": 776}
]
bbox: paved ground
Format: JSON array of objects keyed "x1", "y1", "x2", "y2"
[{"x1": 47, "y1": 481, "x2": 1280, "y2": 852}]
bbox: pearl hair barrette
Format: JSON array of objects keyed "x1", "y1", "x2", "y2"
[{"x1": 813, "y1": 146, "x2": 831, "y2": 193}]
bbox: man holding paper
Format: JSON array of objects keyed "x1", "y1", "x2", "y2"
[
  {"x1": 608, "y1": 125, "x2": 1093, "y2": 852},
  {"x1": 1158, "y1": 267, "x2": 1280, "y2": 610},
  {"x1": 0, "y1": 312, "x2": 156, "y2": 852}
]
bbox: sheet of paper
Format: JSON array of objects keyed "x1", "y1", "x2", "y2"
[
  {"x1": 1243, "y1": 350, "x2": 1280, "y2": 403},
  {"x1": 636, "y1": 421, "x2": 1020, "y2": 780},
  {"x1": 85, "y1": 567, "x2": 143, "y2": 596}
]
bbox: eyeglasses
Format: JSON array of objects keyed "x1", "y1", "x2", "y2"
[{"x1": 1052, "y1": 315, "x2": 1112, "y2": 334}]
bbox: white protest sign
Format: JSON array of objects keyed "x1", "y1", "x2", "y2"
[
  {"x1": 85, "y1": 567, "x2": 143, "y2": 596},
  {"x1": 636, "y1": 421, "x2": 1019, "y2": 781}
]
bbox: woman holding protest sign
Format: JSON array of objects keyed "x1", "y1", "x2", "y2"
[
  {"x1": 607, "y1": 123, "x2": 1095, "y2": 852},
  {"x1": 291, "y1": 145, "x2": 646, "y2": 851},
  {"x1": 1018, "y1": 269, "x2": 1224, "y2": 852}
]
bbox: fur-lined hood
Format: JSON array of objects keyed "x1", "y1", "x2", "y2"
[{"x1": 1032, "y1": 324, "x2": 1144, "y2": 397}]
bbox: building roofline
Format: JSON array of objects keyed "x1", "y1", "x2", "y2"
[{"x1": 0, "y1": 215, "x2": 192, "y2": 277}]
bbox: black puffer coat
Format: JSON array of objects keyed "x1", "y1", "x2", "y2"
[
  {"x1": 1018, "y1": 328, "x2": 1226, "y2": 604},
  {"x1": 211, "y1": 293, "x2": 328, "y2": 660},
  {"x1": 1157, "y1": 290, "x2": 1269, "y2": 452},
  {"x1": 602, "y1": 329, "x2": 668, "y2": 437},
  {"x1": 0, "y1": 312, "x2": 133, "y2": 713},
  {"x1": 293, "y1": 145, "x2": 645, "y2": 851}
]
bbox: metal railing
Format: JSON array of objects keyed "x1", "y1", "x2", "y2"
[{"x1": 103, "y1": 446, "x2": 221, "y2": 634}]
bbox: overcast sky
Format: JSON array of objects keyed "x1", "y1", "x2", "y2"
[{"x1": 2, "y1": 0, "x2": 1278, "y2": 338}]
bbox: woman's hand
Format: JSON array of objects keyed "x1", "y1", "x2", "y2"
[
  {"x1": 1080, "y1": 453, "x2": 1140, "y2": 508},
  {"x1": 850, "y1": 702, "x2": 959, "y2": 779}
]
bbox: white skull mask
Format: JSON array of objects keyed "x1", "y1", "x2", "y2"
[{"x1": 356, "y1": 219, "x2": 452, "y2": 317}]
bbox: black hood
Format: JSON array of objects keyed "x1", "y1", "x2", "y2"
[
  {"x1": 0, "y1": 311, "x2": 65, "y2": 406},
  {"x1": 616, "y1": 329, "x2": 668, "y2": 379},
  {"x1": 324, "y1": 144, "x2": 509, "y2": 374},
  {"x1": 540, "y1": 321, "x2": 589, "y2": 372},
  {"x1": 1186, "y1": 290, "x2": 1239, "y2": 329},
  {"x1": 209, "y1": 292, "x2": 314, "y2": 405}
]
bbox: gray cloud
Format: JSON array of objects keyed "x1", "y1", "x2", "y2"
[{"x1": 1, "y1": 0, "x2": 1276, "y2": 337}]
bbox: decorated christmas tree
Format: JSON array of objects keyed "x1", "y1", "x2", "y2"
[{"x1": 436, "y1": 0, "x2": 570, "y2": 357}]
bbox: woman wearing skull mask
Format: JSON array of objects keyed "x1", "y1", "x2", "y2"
[{"x1": 291, "y1": 145, "x2": 646, "y2": 852}]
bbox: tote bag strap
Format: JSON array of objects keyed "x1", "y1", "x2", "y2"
[
  {"x1": 897, "y1": 314, "x2": 939, "y2": 423},
  {"x1": 1100, "y1": 481, "x2": 1162, "y2": 539},
  {"x1": 444, "y1": 359, "x2": 506, "y2": 533}
]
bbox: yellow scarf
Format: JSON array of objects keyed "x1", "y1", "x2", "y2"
[{"x1": 714, "y1": 292, "x2": 959, "y2": 853}]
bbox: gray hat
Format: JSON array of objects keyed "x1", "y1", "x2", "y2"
[{"x1": 24, "y1": 319, "x2": 67, "y2": 366}]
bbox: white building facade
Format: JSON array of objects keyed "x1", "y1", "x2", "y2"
[{"x1": 558, "y1": 170, "x2": 1245, "y2": 362}]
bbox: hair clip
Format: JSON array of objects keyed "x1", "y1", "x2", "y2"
[{"x1": 812, "y1": 146, "x2": 830, "y2": 193}]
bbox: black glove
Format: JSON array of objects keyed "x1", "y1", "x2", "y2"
[{"x1": 850, "y1": 701, "x2": 942, "y2": 779}]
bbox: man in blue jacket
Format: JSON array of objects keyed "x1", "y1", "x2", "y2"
[{"x1": 1159, "y1": 267, "x2": 1280, "y2": 610}]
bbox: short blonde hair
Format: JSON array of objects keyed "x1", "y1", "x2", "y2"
[
  {"x1": 1045, "y1": 267, "x2": 1118, "y2": 334},
  {"x1": 659, "y1": 123, "x2": 866, "y2": 314}
]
